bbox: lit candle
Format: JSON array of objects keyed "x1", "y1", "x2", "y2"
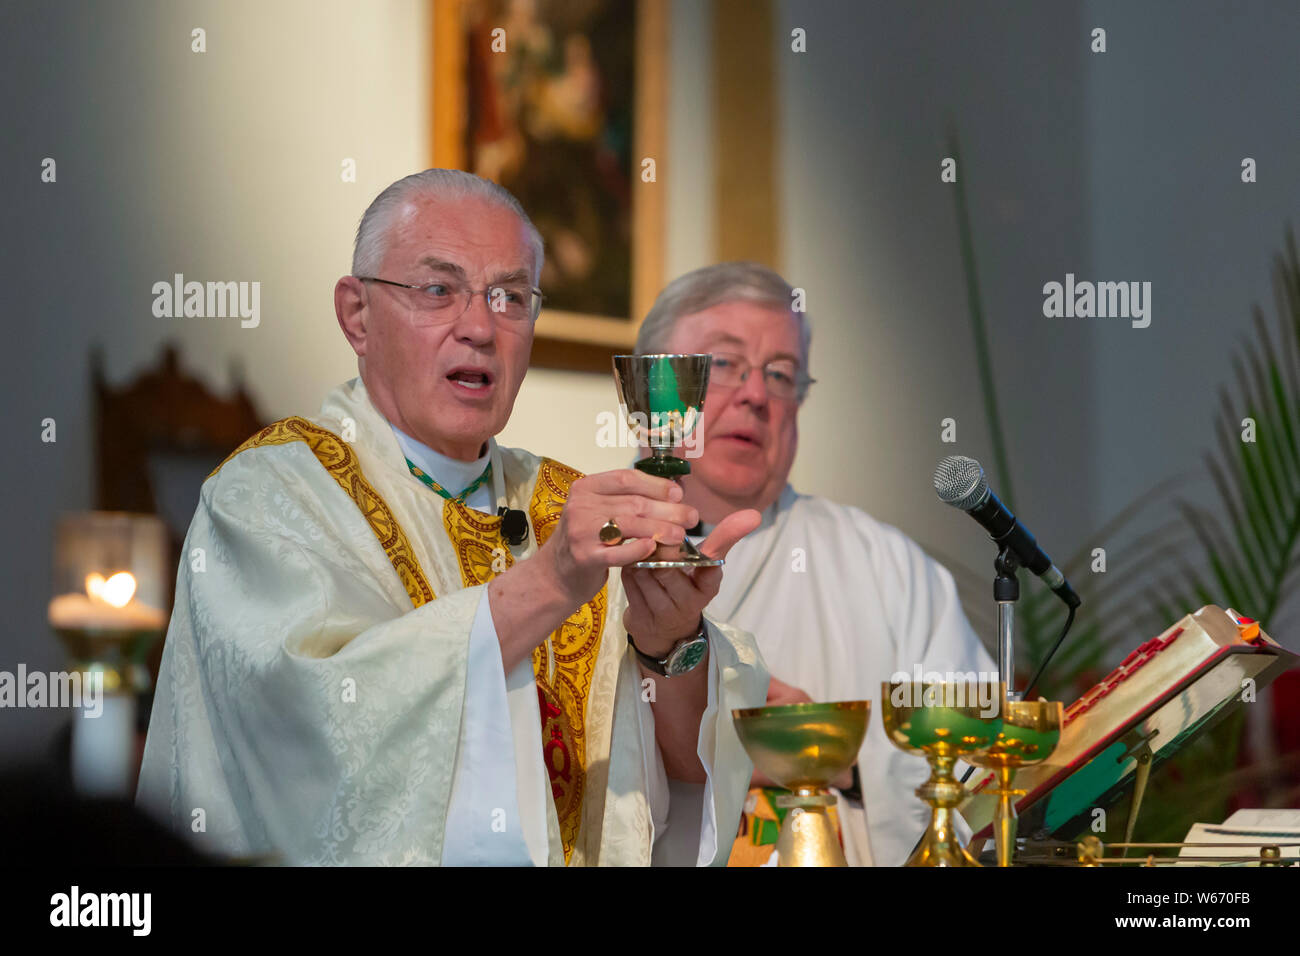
[{"x1": 48, "y1": 570, "x2": 167, "y2": 631}]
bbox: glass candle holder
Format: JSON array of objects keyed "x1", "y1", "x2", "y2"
[{"x1": 48, "y1": 512, "x2": 170, "y2": 797}]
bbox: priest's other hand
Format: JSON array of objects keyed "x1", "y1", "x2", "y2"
[
  {"x1": 489, "y1": 470, "x2": 708, "y2": 674},
  {"x1": 621, "y1": 508, "x2": 761, "y2": 657},
  {"x1": 751, "y1": 677, "x2": 854, "y2": 790},
  {"x1": 766, "y1": 676, "x2": 814, "y2": 707}
]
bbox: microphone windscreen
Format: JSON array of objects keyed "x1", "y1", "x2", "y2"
[
  {"x1": 933, "y1": 455, "x2": 987, "y2": 510},
  {"x1": 500, "y1": 508, "x2": 529, "y2": 546}
]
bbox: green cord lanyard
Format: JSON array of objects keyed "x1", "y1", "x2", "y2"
[{"x1": 405, "y1": 457, "x2": 493, "y2": 503}]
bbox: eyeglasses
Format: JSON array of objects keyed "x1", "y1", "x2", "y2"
[
  {"x1": 356, "y1": 276, "x2": 544, "y2": 324},
  {"x1": 709, "y1": 352, "x2": 815, "y2": 401}
]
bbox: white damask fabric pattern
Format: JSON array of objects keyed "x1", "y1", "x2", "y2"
[{"x1": 135, "y1": 377, "x2": 767, "y2": 865}]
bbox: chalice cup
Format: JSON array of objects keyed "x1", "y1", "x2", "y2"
[
  {"x1": 967, "y1": 699, "x2": 1063, "y2": 867},
  {"x1": 612, "y1": 353, "x2": 719, "y2": 569},
  {"x1": 880, "y1": 681, "x2": 1004, "y2": 867},
  {"x1": 732, "y1": 701, "x2": 870, "y2": 866}
]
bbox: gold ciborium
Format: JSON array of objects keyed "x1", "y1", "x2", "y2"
[
  {"x1": 967, "y1": 699, "x2": 1062, "y2": 867},
  {"x1": 881, "y1": 681, "x2": 1004, "y2": 867},
  {"x1": 731, "y1": 701, "x2": 870, "y2": 866},
  {"x1": 613, "y1": 354, "x2": 719, "y2": 569}
]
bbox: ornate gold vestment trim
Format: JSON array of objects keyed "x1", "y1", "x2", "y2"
[
  {"x1": 210, "y1": 416, "x2": 436, "y2": 608},
  {"x1": 215, "y1": 425, "x2": 605, "y2": 864},
  {"x1": 443, "y1": 458, "x2": 607, "y2": 863}
]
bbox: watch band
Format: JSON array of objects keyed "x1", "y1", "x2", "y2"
[
  {"x1": 627, "y1": 633, "x2": 667, "y2": 676},
  {"x1": 627, "y1": 619, "x2": 708, "y2": 677}
]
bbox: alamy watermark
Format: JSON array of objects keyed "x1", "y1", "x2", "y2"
[
  {"x1": 152, "y1": 273, "x2": 260, "y2": 328},
  {"x1": 1042, "y1": 273, "x2": 1151, "y2": 328},
  {"x1": 0, "y1": 666, "x2": 103, "y2": 717},
  {"x1": 887, "y1": 668, "x2": 1001, "y2": 717},
  {"x1": 595, "y1": 407, "x2": 705, "y2": 458},
  {"x1": 50, "y1": 886, "x2": 150, "y2": 936}
]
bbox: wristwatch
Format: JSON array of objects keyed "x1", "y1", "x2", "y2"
[{"x1": 627, "y1": 620, "x2": 709, "y2": 678}]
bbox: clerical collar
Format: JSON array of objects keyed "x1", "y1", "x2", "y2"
[
  {"x1": 687, "y1": 487, "x2": 791, "y2": 538},
  {"x1": 391, "y1": 426, "x2": 491, "y2": 500}
]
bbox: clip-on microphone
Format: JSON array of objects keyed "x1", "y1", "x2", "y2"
[{"x1": 498, "y1": 507, "x2": 529, "y2": 547}]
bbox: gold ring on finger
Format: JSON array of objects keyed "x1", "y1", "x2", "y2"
[{"x1": 599, "y1": 518, "x2": 624, "y2": 546}]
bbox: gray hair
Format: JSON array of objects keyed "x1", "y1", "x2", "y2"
[
  {"x1": 635, "y1": 261, "x2": 811, "y2": 370},
  {"x1": 351, "y1": 168, "x2": 545, "y2": 281}
]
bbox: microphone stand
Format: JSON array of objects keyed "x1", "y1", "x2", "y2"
[
  {"x1": 950, "y1": 547, "x2": 1024, "y2": 861},
  {"x1": 994, "y1": 546, "x2": 1023, "y2": 703},
  {"x1": 947, "y1": 546, "x2": 1078, "y2": 862}
]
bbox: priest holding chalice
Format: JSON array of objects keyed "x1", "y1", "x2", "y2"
[{"x1": 136, "y1": 169, "x2": 768, "y2": 866}]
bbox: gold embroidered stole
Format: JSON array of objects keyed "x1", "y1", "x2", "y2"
[
  {"x1": 442, "y1": 459, "x2": 607, "y2": 864},
  {"x1": 211, "y1": 417, "x2": 435, "y2": 605},
  {"x1": 215, "y1": 418, "x2": 605, "y2": 858},
  {"x1": 216, "y1": 421, "x2": 606, "y2": 864}
]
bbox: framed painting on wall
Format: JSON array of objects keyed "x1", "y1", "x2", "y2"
[{"x1": 432, "y1": 0, "x2": 667, "y2": 371}]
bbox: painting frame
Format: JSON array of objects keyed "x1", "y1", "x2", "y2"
[{"x1": 432, "y1": 0, "x2": 667, "y2": 372}]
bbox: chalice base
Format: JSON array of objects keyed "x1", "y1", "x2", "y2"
[
  {"x1": 775, "y1": 792, "x2": 846, "y2": 867},
  {"x1": 632, "y1": 549, "x2": 724, "y2": 570},
  {"x1": 906, "y1": 807, "x2": 981, "y2": 867}
]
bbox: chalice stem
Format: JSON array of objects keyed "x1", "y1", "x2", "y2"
[
  {"x1": 994, "y1": 766, "x2": 1019, "y2": 867},
  {"x1": 907, "y1": 753, "x2": 980, "y2": 866}
]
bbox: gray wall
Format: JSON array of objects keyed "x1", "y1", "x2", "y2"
[{"x1": 776, "y1": 0, "x2": 1094, "y2": 581}]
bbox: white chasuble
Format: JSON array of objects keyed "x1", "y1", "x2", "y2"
[{"x1": 136, "y1": 377, "x2": 766, "y2": 865}]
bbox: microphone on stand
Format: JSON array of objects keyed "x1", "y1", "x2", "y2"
[
  {"x1": 926, "y1": 455, "x2": 1083, "y2": 858},
  {"x1": 933, "y1": 456, "x2": 1081, "y2": 610}
]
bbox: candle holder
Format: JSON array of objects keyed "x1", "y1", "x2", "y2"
[{"x1": 48, "y1": 512, "x2": 170, "y2": 796}]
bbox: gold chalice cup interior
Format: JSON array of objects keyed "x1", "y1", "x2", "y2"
[
  {"x1": 969, "y1": 698, "x2": 1063, "y2": 769},
  {"x1": 612, "y1": 354, "x2": 711, "y2": 458}
]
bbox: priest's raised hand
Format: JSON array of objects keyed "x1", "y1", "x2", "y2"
[{"x1": 485, "y1": 468, "x2": 701, "y2": 673}]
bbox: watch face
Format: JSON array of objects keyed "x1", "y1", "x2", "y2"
[{"x1": 668, "y1": 638, "x2": 707, "y2": 676}]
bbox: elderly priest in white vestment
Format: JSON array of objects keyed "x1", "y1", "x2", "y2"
[
  {"x1": 636, "y1": 262, "x2": 996, "y2": 868},
  {"x1": 136, "y1": 170, "x2": 768, "y2": 866}
]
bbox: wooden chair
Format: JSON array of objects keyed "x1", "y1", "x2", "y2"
[{"x1": 91, "y1": 342, "x2": 264, "y2": 697}]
